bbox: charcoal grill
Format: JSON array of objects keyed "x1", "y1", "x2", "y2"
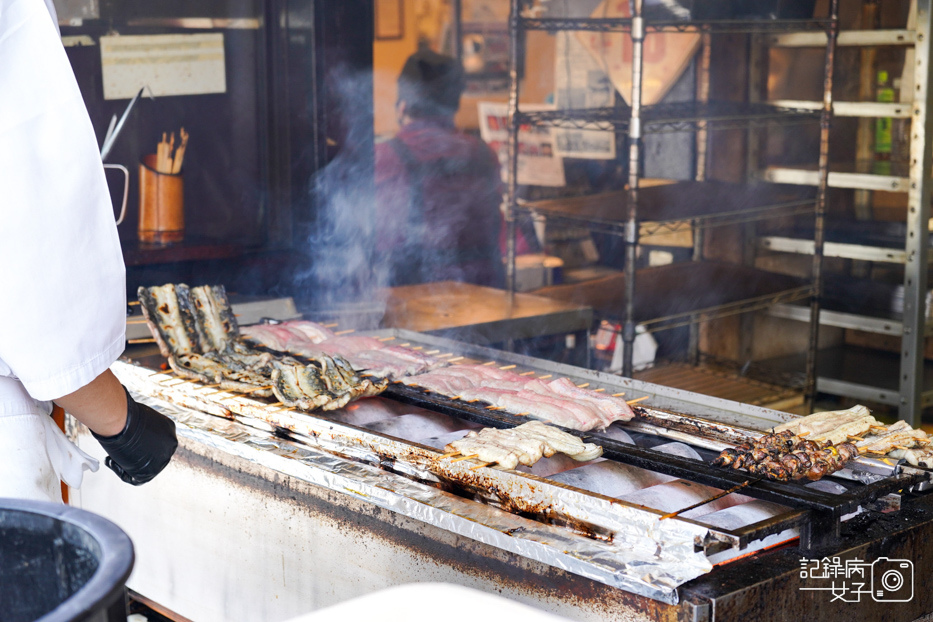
[{"x1": 72, "y1": 329, "x2": 933, "y2": 621}]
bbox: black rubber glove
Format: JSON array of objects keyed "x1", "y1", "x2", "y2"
[{"x1": 92, "y1": 387, "x2": 178, "y2": 485}]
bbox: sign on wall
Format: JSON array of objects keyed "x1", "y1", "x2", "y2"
[{"x1": 100, "y1": 33, "x2": 226, "y2": 100}]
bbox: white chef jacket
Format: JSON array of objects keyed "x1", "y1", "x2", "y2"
[{"x1": 0, "y1": 0, "x2": 127, "y2": 501}]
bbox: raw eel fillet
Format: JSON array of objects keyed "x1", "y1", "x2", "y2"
[
  {"x1": 397, "y1": 365, "x2": 635, "y2": 431},
  {"x1": 240, "y1": 321, "x2": 448, "y2": 379}
]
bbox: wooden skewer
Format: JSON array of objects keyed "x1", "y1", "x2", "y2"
[
  {"x1": 577, "y1": 382, "x2": 590, "y2": 388},
  {"x1": 448, "y1": 356, "x2": 464, "y2": 362},
  {"x1": 797, "y1": 430, "x2": 812, "y2": 437},
  {"x1": 440, "y1": 450, "x2": 461, "y2": 459},
  {"x1": 399, "y1": 343, "x2": 411, "y2": 347},
  {"x1": 612, "y1": 392, "x2": 625, "y2": 397},
  {"x1": 218, "y1": 395, "x2": 241, "y2": 402},
  {"x1": 156, "y1": 376, "x2": 178, "y2": 384},
  {"x1": 437, "y1": 353, "x2": 454, "y2": 358},
  {"x1": 485, "y1": 405, "x2": 500, "y2": 410},
  {"x1": 626, "y1": 396, "x2": 650, "y2": 405},
  {"x1": 519, "y1": 370, "x2": 536, "y2": 376},
  {"x1": 377, "y1": 336, "x2": 396, "y2": 342},
  {"x1": 847, "y1": 435, "x2": 864, "y2": 442},
  {"x1": 594, "y1": 388, "x2": 606, "y2": 393},
  {"x1": 483, "y1": 361, "x2": 497, "y2": 366},
  {"x1": 267, "y1": 401, "x2": 283, "y2": 407},
  {"x1": 425, "y1": 350, "x2": 440, "y2": 355},
  {"x1": 323, "y1": 323, "x2": 339, "y2": 328},
  {"x1": 869, "y1": 425, "x2": 888, "y2": 432},
  {"x1": 128, "y1": 300, "x2": 141, "y2": 306},
  {"x1": 241, "y1": 385, "x2": 272, "y2": 394},
  {"x1": 500, "y1": 365, "x2": 517, "y2": 370},
  {"x1": 199, "y1": 383, "x2": 220, "y2": 389},
  {"x1": 333, "y1": 329, "x2": 355, "y2": 336},
  {"x1": 538, "y1": 375, "x2": 552, "y2": 379},
  {"x1": 203, "y1": 390, "x2": 226, "y2": 396},
  {"x1": 450, "y1": 454, "x2": 478, "y2": 463},
  {"x1": 450, "y1": 396, "x2": 462, "y2": 401},
  {"x1": 514, "y1": 412, "x2": 530, "y2": 417},
  {"x1": 411, "y1": 346, "x2": 424, "y2": 351},
  {"x1": 895, "y1": 445, "x2": 912, "y2": 450},
  {"x1": 659, "y1": 479, "x2": 753, "y2": 520},
  {"x1": 467, "y1": 399, "x2": 480, "y2": 403},
  {"x1": 470, "y1": 462, "x2": 495, "y2": 470}
]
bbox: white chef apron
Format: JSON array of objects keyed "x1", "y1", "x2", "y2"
[{"x1": 0, "y1": 376, "x2": 99, "y2": 503}]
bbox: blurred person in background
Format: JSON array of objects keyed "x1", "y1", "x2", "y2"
[{"x1": 375, "y1": 48, "x2": 506, "y2": 288}]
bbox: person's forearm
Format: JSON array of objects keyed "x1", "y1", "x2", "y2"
[{"x1": 54, "y1": 369, "x2": 127, "y2": 437}]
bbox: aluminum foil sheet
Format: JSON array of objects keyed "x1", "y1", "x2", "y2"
[{"x1": 114, "y1": 360, "x2": 713, "y2": 604}]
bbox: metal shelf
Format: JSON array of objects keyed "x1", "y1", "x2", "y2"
[
  {"x1": 768, "y1": 29, "x2": 916, "y2": 47},
  {"x1": 534, "y1": 261, "x2": 811, "y2": 333},
  {"x1": 768, "y1": 99, "x2": 912, "y2": 119},
  {"x1": 768, "y1": 303, "x2": 933, "y2": 337},
  {"x1": 762, "y1": 166, "x2": 909, "y2": 191},
  {"x1": 516, "y1": 181, "x2": 815, "y2": 236},
  {"x1": 759, "y1": 236, "x2": 915, "y2": 263},
  {"x1": 759, "y1": 220, "x2": 933, "y2": 263},
  {"x1": 518, "y1": 16, "x2": 831, "y2": 34},
  {"x1": 515, "y1": 101, "x2": 820, "y2": 134},
  {"x1": 760, "y1": 345, "x2": 933, "y2": 408}
]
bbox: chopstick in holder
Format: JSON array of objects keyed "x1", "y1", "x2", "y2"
[{"x1": 171, "y1": 127, "x2": 189, "y2": 174}]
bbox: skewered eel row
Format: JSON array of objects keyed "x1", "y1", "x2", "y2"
[
  {"x1": 713, "y1": 430, "x2": 858, "y2": 482},
  {"x1": 138, "y1": 284, "x2": 386, "y2": 410}
]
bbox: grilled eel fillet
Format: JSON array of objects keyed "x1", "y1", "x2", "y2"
[
  {"x1": 138, "y1": 284, "x2": 201, "y2": 358},
  {"x1": 446, "y1": 421, "x2": 603, "y2": 470},
  {"x1": 271, "y1": 355, "x2": 388, "y2": 411},
  {"x1": 138, "y1": 283, "x2": 240, "y2": 357},
  {"x1": 773, "y1": 405, "x2": 879, "y2": 444},
  {"x1": 169, "y1": 352, "x2": 276, "y2": 398}
]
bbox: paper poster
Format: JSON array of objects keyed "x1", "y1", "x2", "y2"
[
  {"x1": 478, "y1": 102, "x2": 566, "y2": 187},
  {"x1": 577, "y1": 0, "x2": 700, "y2": 106},
  {"x1": 554, "y1": 31, "x2": 617, "y2": 160},
  {"x1": 100, "y1": 34, "x2": 226, "y2": 100}
]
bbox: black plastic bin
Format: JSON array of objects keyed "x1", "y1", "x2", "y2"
[{"x1": 0, "y1": 499, "x2": 135, "y2": 622}]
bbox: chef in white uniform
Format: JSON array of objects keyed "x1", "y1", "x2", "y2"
[{"x1": 0, "y1": 0, "x2": 177, "y2": 502}]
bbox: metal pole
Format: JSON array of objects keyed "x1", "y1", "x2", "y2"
[
  {"x1": 804, "y1": 0, "x2": 838, "y2": 412},
  {"x1": 506, "y1": 0, "x2": 521, "y2": 306},
  {"x1": 622, "y1": 0, "x2": 645, "y2": 378},
  {"x1": 453, "y1": 0, "x2": 463, "y2": 64},
  {"x1": 688, "y1": 33, "x2": 712, "y2": 366},
  {"x1": 899, "y1": 0, "x2": 933, "y2": 426}
]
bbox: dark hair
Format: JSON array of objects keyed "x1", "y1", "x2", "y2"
[{"x1": 397, "y1": 49, "x2": 465, "y2": 118}]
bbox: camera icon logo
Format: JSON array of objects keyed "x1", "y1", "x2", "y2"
[{"x1": 871, "y1": 558, "x2": 914, "y2": 602}]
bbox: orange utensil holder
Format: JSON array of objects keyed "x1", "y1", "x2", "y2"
[{"x1": 138, "y1": 154, "x2": 184, "y2": 244}]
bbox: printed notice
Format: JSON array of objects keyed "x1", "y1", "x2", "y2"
[
  {"x1": 100, "y1": 34, "x2": 226, "y2": 100},
  {"x1": 554, "y1": 31, "x2": 616, "y2": 160},
  {"x1": 478, "y1": 102, "x2": 566, "y2": 187}
]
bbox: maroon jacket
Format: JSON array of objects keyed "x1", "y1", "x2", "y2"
[{"x1": 375, "y1": 118, "x2": 505, "y2": 288}]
